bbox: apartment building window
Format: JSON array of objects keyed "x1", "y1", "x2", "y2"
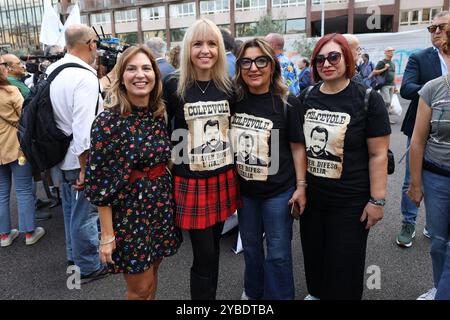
[
  {"x1": 117, "y1": 32, "x2": 138, "y2": 45},
  {"x1": 431, "y1": 8, "x2": 441, "y2": 20},
  {"x1": 410, "y1": 10, "x2": 419, "y2": 25},
  {"x1": 143, "y1": 30, "x2": 167, "y2": 41},
  {"x1": 81, "y1": 15, "x2": 88, "y2": 25},
  {"x1": 400, "y1": 7, "x2": 441, "y2": 26},
  {"x1": 170, "y1": 28, "x2": 188, "y2": 42},
  {"x1": 235, "y1": 0, "x2": 266, "y2": 12},
  {"x1": 400, "y1": 11, "x2": 409, "y2": 25},
  {"x1": 170, "y1": 3, "x2": 196, "y2": 18},
  {"x1": 285, "y1": 18, "x2": 306, "y2": 34},
  {"x1": 141, "y1": 6, "x2": 165, "y2": 21},
  {"x1": 272, "y1": 0, "x2": 305, "y2": 8},
  {"x1": 422, "y1": 8, "x2": 430, "y2": 23},
  {"x1": 91, "y1": 12, "x2": 111, "y2": 25},
  {"x1": 235, "y1": 22, "x2": 258, "y2": 37},
  {"x1": 312, "y1": 0, "x2": 348, "y2": 4},
  {"x1": 115, "y1": 9, "x2": 137, "y2": 24},
  {"x1": 200, "y1": 0, "x2": 230, "y2": 15}
]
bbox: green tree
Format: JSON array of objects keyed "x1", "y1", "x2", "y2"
[
  {"x1": 254, "y1": 13, "x2": 285, "y2": 36},
  {"x1": 293, "y1": 37, "x2": 319, "y2": 60}
]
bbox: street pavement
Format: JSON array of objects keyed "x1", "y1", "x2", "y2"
[{"x1": 0, "y1": 97, "x2": 434, "y2": 300}]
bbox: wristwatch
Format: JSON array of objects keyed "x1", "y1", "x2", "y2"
[{"x1": 369, "y1": 197, "x2": 386, "y2": 206}]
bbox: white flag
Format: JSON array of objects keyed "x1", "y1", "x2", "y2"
[
  {"x1": 56, "y1": 3, "x2": 82, "y2": 47},
  {"x1": 39, "y1": 0, "x2": 64, "y2": 46}
]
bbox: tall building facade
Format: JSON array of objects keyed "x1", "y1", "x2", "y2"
[
  {"x1": 1, "y1": 0, "x2": 450, "y2": 51},
  {"x1": 77, "y1": 0, "x2": 450, "y2": 47}
]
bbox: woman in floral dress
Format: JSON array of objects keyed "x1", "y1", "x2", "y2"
[{"x1": 85, "y1": 46, "x2": 181, "y2": 300}]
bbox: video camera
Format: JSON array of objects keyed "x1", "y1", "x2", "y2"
[
  {"x1": 20, "y1": 52, "x2": 65, "y2": 74},
  {"x1": 93, "y1": 26, "x2": 130, "y2": 74}
]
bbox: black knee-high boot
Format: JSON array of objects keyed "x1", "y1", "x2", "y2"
[{"x1": 190, "y1": 268, "x2": 216, "y2": 300}]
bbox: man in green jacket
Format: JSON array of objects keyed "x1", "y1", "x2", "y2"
[{"x1": 2, "y1": 54, "x2": 30, "y2": 98}]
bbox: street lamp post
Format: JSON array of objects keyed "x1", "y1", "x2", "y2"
[{"x1": 321, "y1": 0, "x2": 325, "y2": 36}]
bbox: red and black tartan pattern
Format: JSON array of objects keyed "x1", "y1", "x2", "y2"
[{"x1": 173, "y1": 168, "x2": 242, "y2": 230}]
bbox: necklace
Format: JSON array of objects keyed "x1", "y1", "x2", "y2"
[{"x1": 195, "y1": 80, "x2": 211, "y2": 94}]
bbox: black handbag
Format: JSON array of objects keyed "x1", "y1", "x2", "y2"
[
  {"x1": 387, "y1": 149, "x2": 395, "y2": 175},
  {"x1": 372, "y1": 74, "x2": 386, "y2": 90},
  {"x1": 364, "y1": 88, "x2": 395, "y2": 175}
]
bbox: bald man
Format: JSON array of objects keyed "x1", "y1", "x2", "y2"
[
  {"x1": 265, "y1": 33, "x2": 300, "y2": 96},
  {"x1": 2, "y1": 54, "x2": 30, "y2": 98},
  {"x1": 342, "y1": 34, "x2": 369, "y2": 88},
  {"x1": 46, "y1": 24, "x2": 107, "y2": 283},
  {"x1": 373, "y1": 47, "x2": 397, "y2": 120}
]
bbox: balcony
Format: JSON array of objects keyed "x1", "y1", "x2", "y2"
[
  {"x1": 311, "y1": 0, "x2": 348, "y2": 4},
  {"x1": 79, "y1": 0, "x2": 146, "y2": 12}
]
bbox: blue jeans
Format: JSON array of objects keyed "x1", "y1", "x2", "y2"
[
  {"x1": 238, "y1": 187, "x2": 295, "y2": 300},
  {"x1": 0, "y1": 161, "x2": 35, "y2": 234},
  {"x1": 423, "y1": 168, "x2": 450, "y2": 300},
  {"x1": 401, "y1": 137, "x2": 420, "y2": 225},
  {"x1": 58, "y1": 168, "x2": 100, "y2": 276}
]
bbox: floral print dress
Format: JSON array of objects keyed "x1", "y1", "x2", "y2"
[{"x1": 85, "y1": 107, "x2": 181, "y2": 274}]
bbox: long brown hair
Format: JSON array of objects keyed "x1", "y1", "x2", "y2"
[
  {"x1": 234, "y1": 38, "x2": 288, "y2": 102},
  {"x1": 106, "y1": 45, "x2": 165, "y2": 118},
  {"x1": 310, "y1": 33, "x2": 355, "y2": 83},
  {"x1": 443, "y1": 22, "x2": 450, "y2": 54}
]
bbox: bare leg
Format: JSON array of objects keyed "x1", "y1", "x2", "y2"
[
  {"x1": 123, "y1": 260, "x2": 161, "y2": 300},
  {"x1": 147, "y1": 258, "x2": 162, "y2": 300}
]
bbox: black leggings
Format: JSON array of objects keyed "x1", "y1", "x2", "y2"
[
  {"x1": 300, "y1": 204, "x2": 369, "y2": 300},
  {"x1": 189, "y1": 222, "x2": 224, "y2": 278}
]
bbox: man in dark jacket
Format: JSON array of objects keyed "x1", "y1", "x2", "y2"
[
  {"x1": 145, "y1": 37, "x2": 175, "y2": 81},
  {"x1": 396, "y1": 11, "x2": 450, "y2": 249}
]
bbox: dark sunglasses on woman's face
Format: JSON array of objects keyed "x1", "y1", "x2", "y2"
[
  {"x1": 427, "y1": 23, "x2": 448, "y2": 33},
  {"x1": 237, "y1": 56, "x2": 271, "y2": 70},
  {"x1": 314, "y1": 51, "x2": 342, "y2": 68}
]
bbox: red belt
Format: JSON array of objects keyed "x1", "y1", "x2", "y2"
[{"x1": 130, "y1": 163, "x2": 166, "y2": 184}]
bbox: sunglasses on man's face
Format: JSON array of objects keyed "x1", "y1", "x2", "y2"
[
  {"x1": 237, "y1": 56, "x2": 271, "y2": 70},
  {"x1": 427, "y1": 23, "x2": 448, "y2": 33},
  {"x1": 314, "y1": 51, "x2": 342, "y2": 68}
]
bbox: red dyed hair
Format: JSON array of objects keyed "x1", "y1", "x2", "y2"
[{"x1": 310, "y1": 33, "x2": 355, "y2": 83}]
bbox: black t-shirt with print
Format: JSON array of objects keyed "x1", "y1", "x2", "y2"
[
  {"x1": 299, "y1": 80, "x2": 391, "y2": 207},
  {"x1": 163, "y1": 75, "x2": 236, "y2": 179},
  {"x1": 232, "y1": 93, "x2": 305, "y2": 198}
]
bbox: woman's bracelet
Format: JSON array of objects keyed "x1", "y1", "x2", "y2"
[
  {"x1": 99, "y1": 236, "x2": 115, "y2": 246},
  {"x1": 296, "y1": 180, "x2": 308, "y2": 188}
]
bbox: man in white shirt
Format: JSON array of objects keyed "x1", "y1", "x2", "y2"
[{"x1": 47, "y1": 24, "x2": 106, "y2": 283}]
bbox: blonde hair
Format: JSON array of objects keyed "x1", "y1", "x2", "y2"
[
  {"x1": 177, "y1": 18, "x2": 231, "y2": 99},
  {"x1": 106, "y1": 45, "x2": 165, "y2": 119},
  {"x1": 234, "y1": 38, "x2": 288, "y2": 103}
]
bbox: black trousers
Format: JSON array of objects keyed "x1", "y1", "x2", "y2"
[
  {"x1": 188, "y1": 222, "x2": 224, "y2": 299},
  {"x1": 300, "y1": 203, "x2": 369, "y2": 300}
]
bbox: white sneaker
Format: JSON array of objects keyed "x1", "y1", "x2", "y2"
[
  {"x1": 0, "y1": 229, "x2": 19, "y2": 247},
  {"x1": 304, "y1": 294, "x2": 320, "y2": 300},
  {"x1": 423, "y1": 227, "x2": 431, "y2": 239},
  {"x1": 25, "y1": 227, "x2": 46, "y2": 245},
  {"x1": 417, "y1": 288, "x2": 437, "y2": 300},
  {"x1": 241, "y1": 290, "x2": 249, "y2": 300}
]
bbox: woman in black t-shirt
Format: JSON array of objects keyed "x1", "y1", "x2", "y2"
[
  {"x1": 232, "y1": 38, "x2": 307, "y2": 300},
  {"x1": 163, "y1": 18, "x2": 241, "y2": 300},
  {"x1": 299, "y1": 33, "x2": 391, "y2": 300}
]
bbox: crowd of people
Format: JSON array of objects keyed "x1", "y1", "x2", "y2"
[{"x1": 0, "y1": 12, "x2": 449, "y2": 300}]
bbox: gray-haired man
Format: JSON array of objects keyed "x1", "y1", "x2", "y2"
[{"x1": 145, "y1": 37, "x2": 175, "y2": 80}]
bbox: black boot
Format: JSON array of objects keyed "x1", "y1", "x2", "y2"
[{"x1": 190, "y1": 268, "x2": 215, "y2": 300}]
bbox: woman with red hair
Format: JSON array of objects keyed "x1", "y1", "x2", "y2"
[{"x1": 299, "y1": 33, "x2": 391, "y2": 299}]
